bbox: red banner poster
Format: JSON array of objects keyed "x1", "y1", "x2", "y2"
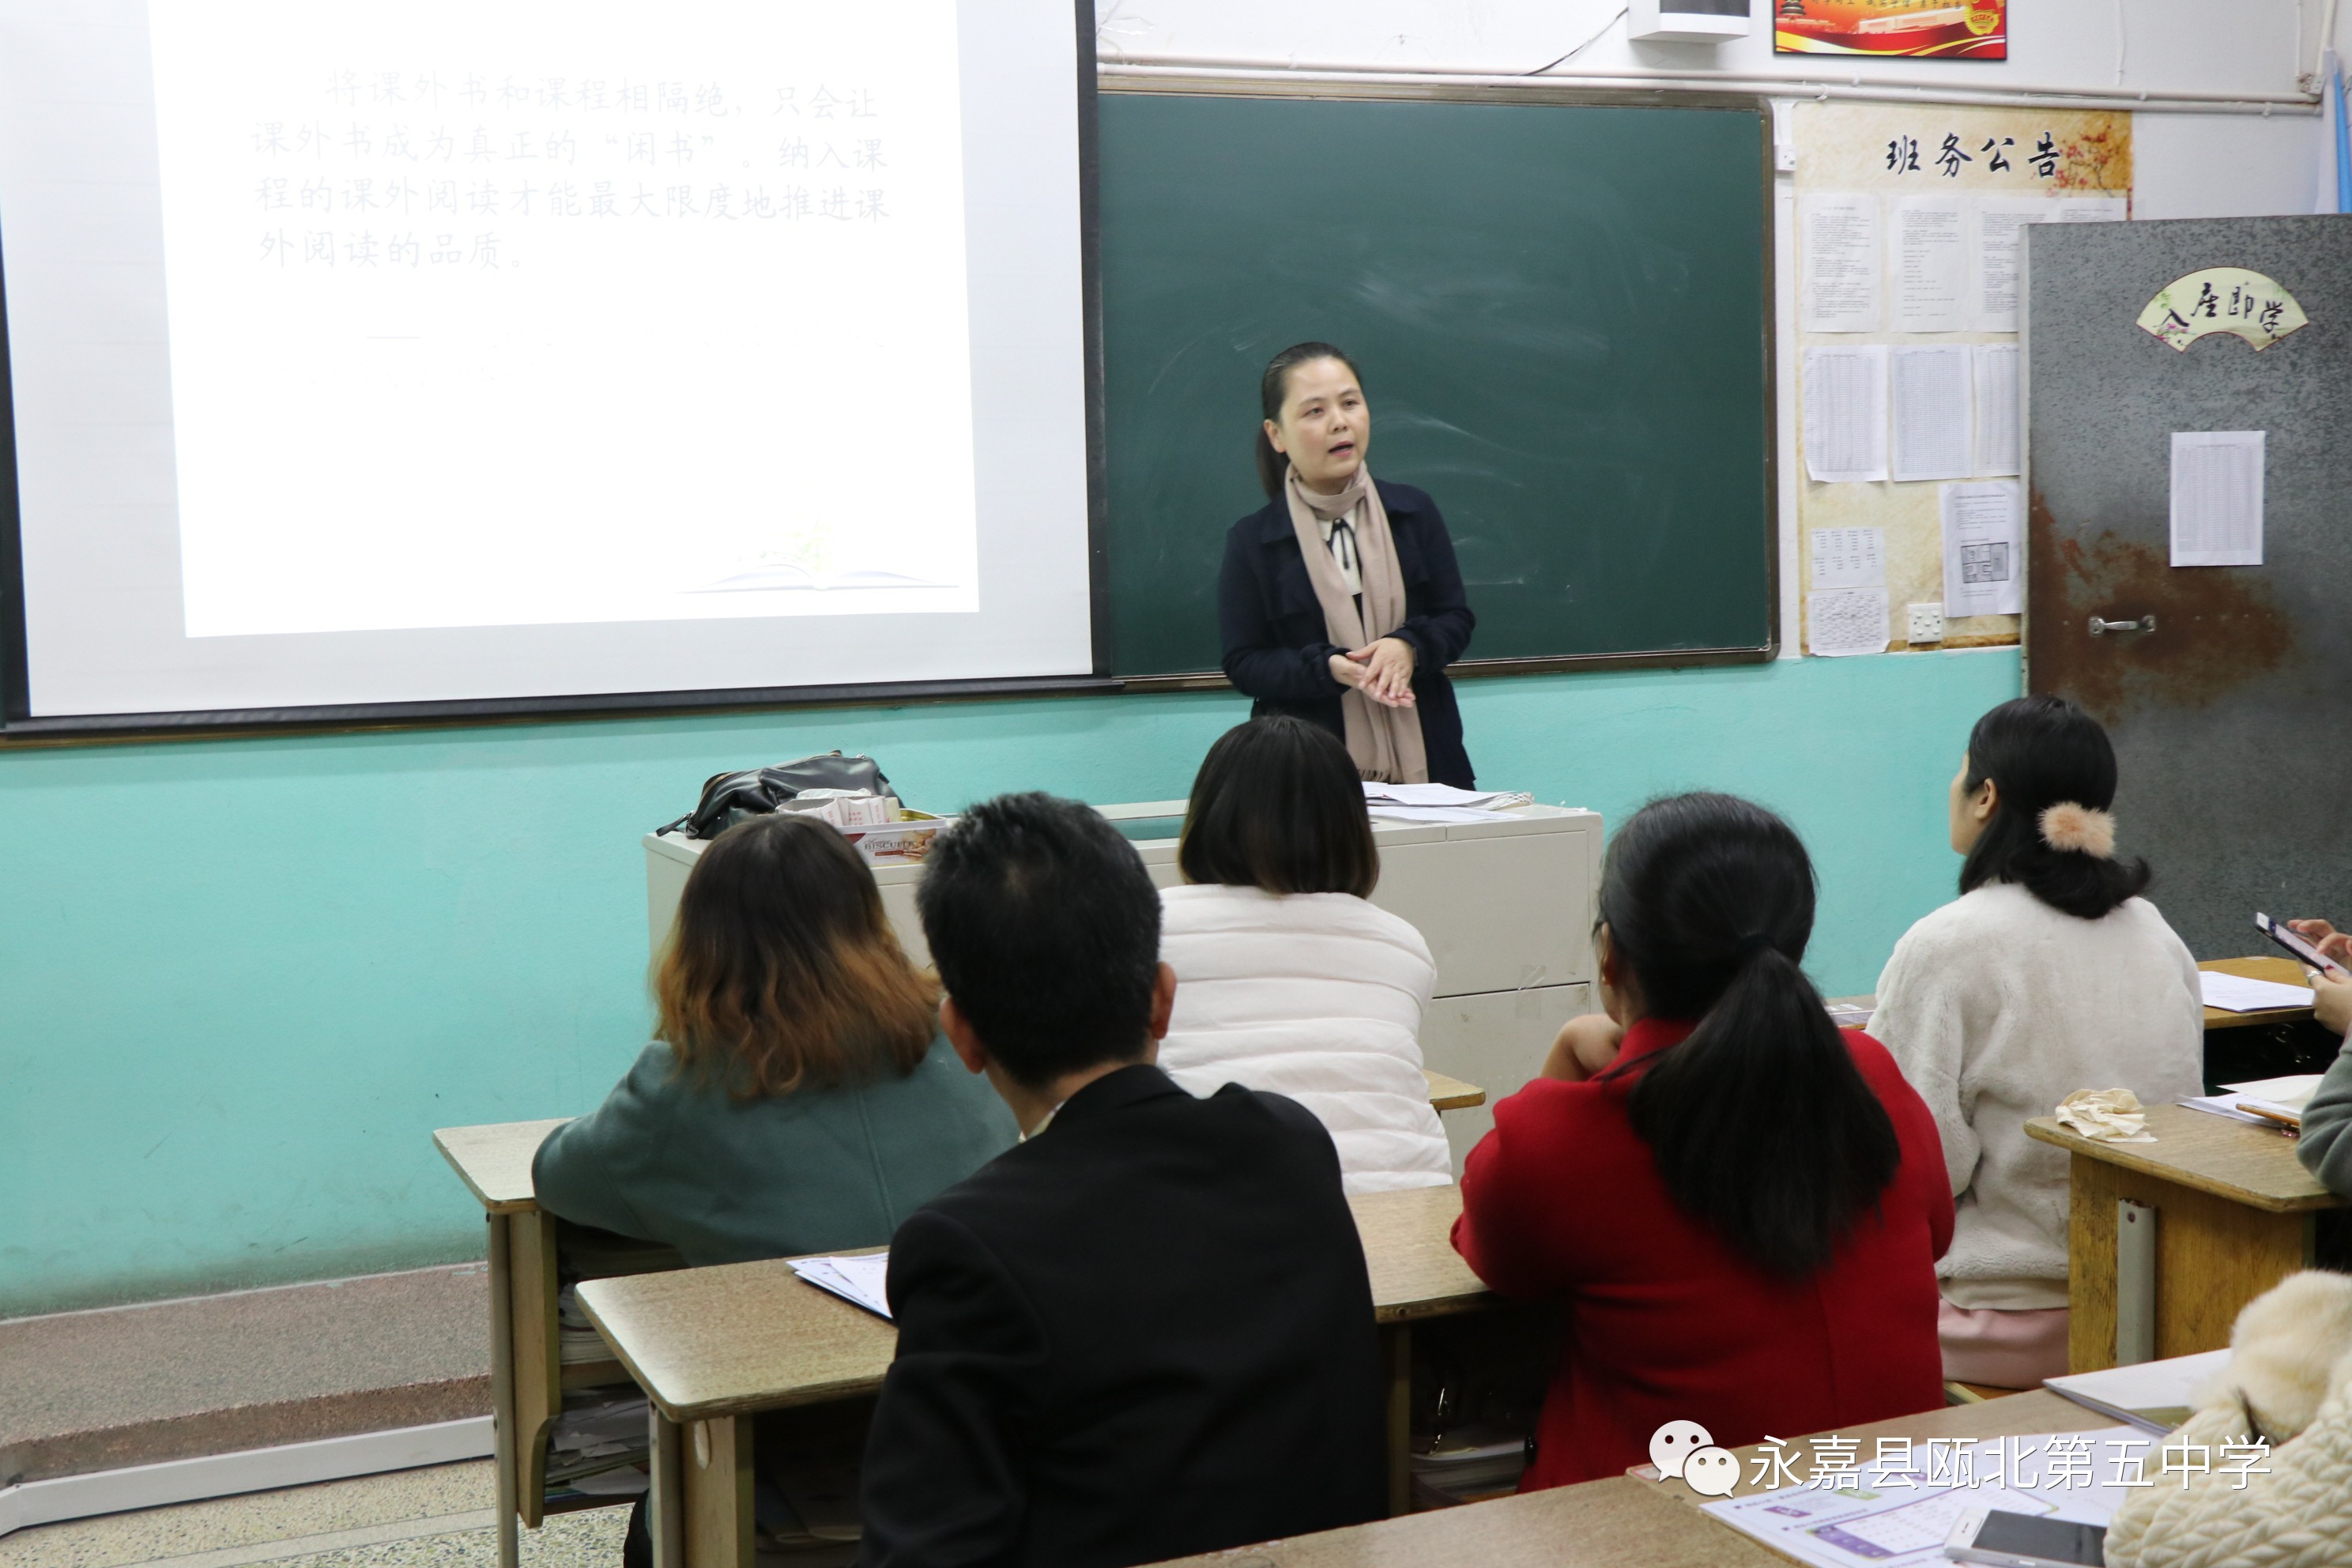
[{"x1": 1773, "y1": 1, "x2": 2008, "y2": 59}]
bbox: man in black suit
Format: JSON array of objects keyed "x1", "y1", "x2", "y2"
[{"x1": 855, "y1": 792, "x2": 1385, "y2": 1568}]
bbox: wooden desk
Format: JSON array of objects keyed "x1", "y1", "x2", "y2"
[
  {"x1": 1423, "y1": 1070, "x2": 1486, "y2": 1111},
  {"x1": 2025, "y1": 1103, "x2": 2344, "y2": 1372},
  {"x1": 1144, "y1": 1477, "x2": 1776, "y2": 1568},
  {"x1": 1136, "y1": 1390, "x2": 2115, "y2": 1566},
  {"x1": 439, "y1": 1097, "x2": 1483, "y2": 1567},
  {"x1": 2199, "y1": 956, "x2": 2316, "y2": 1031},
  {"x1": 580, "y1": 1183, "x2": 1492, "y2": 1568},
  {"x1": 435, "y1": 1118, "x2": 642, "y2": 1568},
  {"x1": 1650, "y1": 1389, "x2": 2116, "y2": 1509}
]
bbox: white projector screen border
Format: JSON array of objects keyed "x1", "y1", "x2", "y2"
[{"x1": 0, "y1": 0, "x2": 1106, "y2": 739}]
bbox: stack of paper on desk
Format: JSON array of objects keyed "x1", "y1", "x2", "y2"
[
  {"x1": 2182, "y1": 1072, "x2": 2323, "y2": 1129},
  {"x1": 2045, "y1": 1350, "x2": 2230, "y2": 1435},
  {"x1": 1361, "y1": 782, "x2": 1534, "y2": 809},
  {"x1": 2222, "y1": 1073, "x2": 2324, "y2": 1109},
  {"x1": 1361, "y1": 782, "x2": 1537, "y2": 824},
  {"x1": 2199, "y1": 971, "x2": 2315, "y2": 1013},
  {"x1": 790, "y1": 1253, "x2": 893, "y2": 1320},
  {"x1": 1367, "y1": 806, "x2": 1510, "y2": 824}
]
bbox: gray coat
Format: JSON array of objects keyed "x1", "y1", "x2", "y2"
[{"x1": 2298, "y1": 1031, "x2": 2352, "y2": 1198}]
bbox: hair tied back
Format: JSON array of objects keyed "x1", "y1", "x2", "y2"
[{"x1": 2038, "y1": 801, "x2": 2116, "y2": 859}]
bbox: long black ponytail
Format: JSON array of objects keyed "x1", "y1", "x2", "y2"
[
  {"x1": 1601, "y1": 793, "x2": 1902, "y2": 1280},
  {"x1": 1254, "y1": 341, "x2": 1361, "y2": 498}
]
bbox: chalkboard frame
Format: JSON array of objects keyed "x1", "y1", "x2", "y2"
[{"x1": 1098, "y1": 75, "x2": 1781, "y2": 689}]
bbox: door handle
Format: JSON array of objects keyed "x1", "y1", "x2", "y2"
[{"x1": 2088, "y1": 614, "x2": 2156, "y2": 637}]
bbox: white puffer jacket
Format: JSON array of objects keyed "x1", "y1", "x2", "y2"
[
  {"x1": 2104, "y1": 1271, "x2": 2352, "y2": 1568},
  {"x1": 1156, "y1": 884, "x2": 1453, "y2": 1193}
]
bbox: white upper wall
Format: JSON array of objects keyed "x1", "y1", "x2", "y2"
[
  {"x1": 2136, "y1": 112, "x2": 2320, "y2": 220},
  {"x1": 1098, "y1": 0, "x2": 2341, "y2": 217},
  {"x1": 1097, "y1": 0, "x2": 2320, "y2": 100}
]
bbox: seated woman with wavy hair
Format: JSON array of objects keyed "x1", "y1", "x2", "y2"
[{"x1": 533, "y1": 811, "x2": 1017, "y2": 1266}]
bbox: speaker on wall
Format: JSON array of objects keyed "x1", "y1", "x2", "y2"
[{"x1": 1628, "y1": 0, "x2": 1753, "y2": 43}]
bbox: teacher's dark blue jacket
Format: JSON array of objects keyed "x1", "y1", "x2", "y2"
[{"x1": 1217, "y1": 479, "x2": 1476, "y2": 789}]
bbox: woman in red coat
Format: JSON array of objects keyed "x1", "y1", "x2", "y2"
[{"x1": 1453, "y1": 792, "x2": 1953, "y2": 1490}]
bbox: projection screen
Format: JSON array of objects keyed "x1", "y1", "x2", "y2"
[{"x1": 0, "y1": 0, "x2": 1099, "y2": 730}]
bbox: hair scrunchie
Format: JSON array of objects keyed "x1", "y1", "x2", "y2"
[{"x1": 2039, "y1": 801, "x2": 2117, "y2": 859}]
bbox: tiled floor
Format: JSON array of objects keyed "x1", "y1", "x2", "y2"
[{"x1": 0, "y1": 1463, "x2": 628, "y2": 1568}]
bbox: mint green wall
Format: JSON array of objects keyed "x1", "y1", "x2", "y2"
[{"x1": 0, "y1": 650, "x2": 2018, "y2": 1317}]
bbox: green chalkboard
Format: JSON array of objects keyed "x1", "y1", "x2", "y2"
[{"x1": 1098, "y1": 90, "x2": 1773, "y2": 677}]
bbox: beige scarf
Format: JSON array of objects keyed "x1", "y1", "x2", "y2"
[{"x1": 1285, "y1": 467, "x2": 1429, "y2": 785}]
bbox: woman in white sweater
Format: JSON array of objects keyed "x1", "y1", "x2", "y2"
[
  {"x1": 1872, "y1": 695, "x2": 2203, "y2": 1389},
  {"x1": 1157, "y1": 716, "x2": 1453, "y2": 1192}
]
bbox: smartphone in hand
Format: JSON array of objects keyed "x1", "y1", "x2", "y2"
[{"x1": 2255, "y1": 912, "x2": 2348, "y2": 978}]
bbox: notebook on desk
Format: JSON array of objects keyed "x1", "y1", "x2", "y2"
[
  {"x1": 2044, "y1": 1350, "x2": 2231, "y2": 1435},
  {"x1": 2182, "y1": 1073, "x2": 2323, "y2": 1130},
  {"x1": 2199, "y1": 971, "x2": 2316, "y2": 1013}
]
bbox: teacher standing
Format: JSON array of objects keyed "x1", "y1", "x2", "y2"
[{"x1": 1219, "y1": 342, "x2": 1477, "y2": 788}]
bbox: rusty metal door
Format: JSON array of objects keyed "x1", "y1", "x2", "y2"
[{"x1": 2026, "y1": 215, "x2": 2352, "y2": 959}]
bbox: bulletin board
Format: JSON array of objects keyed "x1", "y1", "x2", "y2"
[{"x1": 1792, "y1": 102, "x2": 2132, "y2": 657}]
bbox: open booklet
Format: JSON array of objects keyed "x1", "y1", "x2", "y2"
[
  {"x1": 1702, "y1": 1430, "x2": 2131, "y2": 1568},
  {"x1": 2181, "y1": 1072, "x2": 2323, "y2": 1129},
  {"x1": 2043, "y1": 1349, "x2": 2230, "y2": 1436},
  {"x1": 790, "y1": 1253, "x2": 892, "y2": 1320}
]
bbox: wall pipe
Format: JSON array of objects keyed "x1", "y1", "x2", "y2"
[{"x1": 1097, "y1": 56, "x2": 2320, "y2": 116}]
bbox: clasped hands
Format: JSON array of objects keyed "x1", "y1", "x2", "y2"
[
  {"x1": 2287, "y1": 919, "x2": 2352, "y2": 1035},
  {"x1": 1326, "y1": 637, "x2": 1417, "y2": 708}
]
